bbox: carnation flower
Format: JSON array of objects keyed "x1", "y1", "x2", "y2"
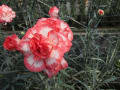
[
  {"x1": 0, "y1": 4, "x2": 16, "y2": 23},
  {"x1": 3, "y1": 34, "x2": 20, "y2": 50},
  {"x1": 3, "y1": 6, "x2": 73, "y2": 78}
]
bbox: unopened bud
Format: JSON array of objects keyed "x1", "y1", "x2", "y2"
[{"x1": 98, "y1": 9, "x2": 104, "y2": 16}]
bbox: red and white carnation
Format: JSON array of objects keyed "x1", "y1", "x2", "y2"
[
  {"x1": 3, "y1": 34, "x2": 20, "y2": 50},
  {"x1": 0, "y1": 5, "x2": 16, "y2": 23},
  {"x1": 3, "y1": 6, "x2": 73, "y2": 78}
]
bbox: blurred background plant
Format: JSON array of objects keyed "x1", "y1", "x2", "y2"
[{"x1": 0, "y1": 0, "x2": 120, "y2": 90}]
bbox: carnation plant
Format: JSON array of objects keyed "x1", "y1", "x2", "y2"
[
  {"x1": 65, "y1": 5, "x2": 120, "y2": 90},
  {"x1": 0, "y1": 6, "x2": 74, "y2": 90}
]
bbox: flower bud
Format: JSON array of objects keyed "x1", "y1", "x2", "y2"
[{"x1": 98, "y1": 9, "x2": 104, "y2": 16}]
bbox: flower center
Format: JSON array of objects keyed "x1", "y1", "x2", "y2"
[{"x1": 29, "y1": 33, "x2": 52, "y2": 60}]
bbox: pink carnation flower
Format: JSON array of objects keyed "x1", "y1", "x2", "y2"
[
  {"x1": 3, "y1": 6, "x2": 73, "y2": 78},
  {"x1": 0, "y1": 5, "x2": 16, "y2": 23}
]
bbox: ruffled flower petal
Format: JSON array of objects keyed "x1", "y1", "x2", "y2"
[
  {"x1": 24, "y1": 54, "x2": 45, "y2": 72},
  {"x1": 22, "y1": 27, "x2": 37, "y2": 40},
  {"x1": 60, "y1": 58, "x2": 68, "y2": 69},
  {"x1": 44, "y1": 58, "x2": 68, "y2": 78},
  {"x1": 48, "y1": 30, "x2": 59, "y2": 46},
  {"x1": 17, "y1": 40, "x2": 30, "y2": 54}
]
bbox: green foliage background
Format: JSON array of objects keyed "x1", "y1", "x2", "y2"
[{"x1": 0, "y1": 0, "x2": 120, "y2": 90}]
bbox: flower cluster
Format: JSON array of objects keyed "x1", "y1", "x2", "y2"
[
  {"x1": 0, "y1": 5, "x2": 16, "y2": 23},
  {"x1": 3, "y1": 6, "x2": 73, "y2": 78}
]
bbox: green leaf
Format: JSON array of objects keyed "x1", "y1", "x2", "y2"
[
  {"x1": 72, "y1": 77, "x2": 90, "y2": 90},
  {"x1": 62, "y1": 83, "x2": 75, "y2": 90},
  {"x1": 102, "y1": 76, "x2": 117, "y2": 84}
]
